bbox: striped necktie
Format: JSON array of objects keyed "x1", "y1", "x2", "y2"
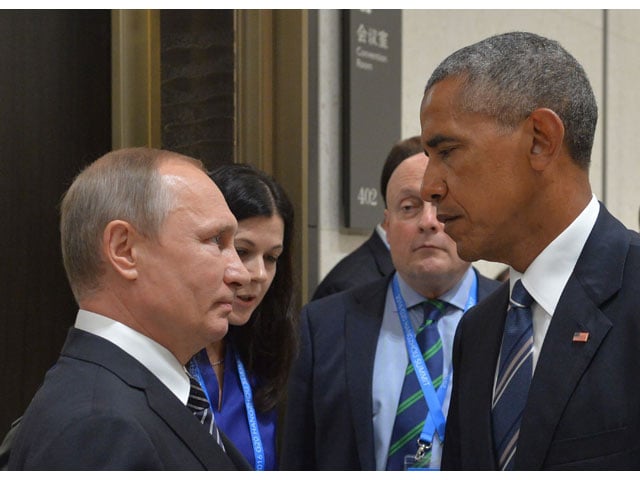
[
  {"x1": 186, "y1": 371, "x2": 225, "y2": 451},
  {"x1": 492, "y1": 279, "x2": 534, "y2": 470},
  {"x1": 386, "y1": 299, "x2": 445, "y2": 470}
]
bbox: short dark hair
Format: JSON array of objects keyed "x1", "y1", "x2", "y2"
[
  {"x1": 380, "y1": 136, "x2": 424, "y2": 206},
  {"x1": 425, "y1": 31, "x2": 597, "y2": 169},
  {"x1": 209, "y1": 163, "x2": 297, "y2": 412}
]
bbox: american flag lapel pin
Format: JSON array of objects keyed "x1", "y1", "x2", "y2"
[{"x1": 572, "y1": 331, "x2": 590, "y2": 343}]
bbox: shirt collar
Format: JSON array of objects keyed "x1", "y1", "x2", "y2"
[
  {"x1": 74, "y1": 309, "x2": 191, "y2": 405},
  {"x1": 513, "y1": 194, "x2": 600, "y2": 316},
  {"x1": 375, "y1": 222, "x2": 390, "y2": 249},
  {"x1": 395, "y1": 266, "x2": 475, "y2": 311}
]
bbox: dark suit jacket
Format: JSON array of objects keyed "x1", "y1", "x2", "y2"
[
  {"x1": 280, "y1": 269, "x2": 500, "y2": 470},
  {"x1": 442, "y1": 204, "x2": 640, "y2": 470},
  {"x1": 8, "y1": 327, "x2": 251, "y2": 470},
  {"x1": 312, "y1": 229, "x2": 393, "y2": 300}
]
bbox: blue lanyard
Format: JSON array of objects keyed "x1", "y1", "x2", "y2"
[
  {"x1": 191, "y1": 348, "x2": 265, "y2": 471},
  {"x1": 392, "y1": 271, "x2": 478, "y2": 449},
  {"x1": 235, "y1": 353, "x2": 266, "y2": 471}
]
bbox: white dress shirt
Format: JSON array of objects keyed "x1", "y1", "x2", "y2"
[
  {"x1": 375, "y1": 222, "x2": 390, "y2": 250},
  {"x1": 74, "y1": 309, "x2": 191, "y2": 405},
  {"x1": 509, "y1": 194, "x2": 600, "y2": 371}
]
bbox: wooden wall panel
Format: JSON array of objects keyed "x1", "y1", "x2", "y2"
[
  {"x1": 0, "y1": 10, "x2": 111, "y2": 432},
  {"x1": 160, "y1": 10, "x2": 235, "y2": 170}
]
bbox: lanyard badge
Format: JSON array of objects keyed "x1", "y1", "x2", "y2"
[{"x1": 391, "y1": 272, "x2": 478, "y2": 469}]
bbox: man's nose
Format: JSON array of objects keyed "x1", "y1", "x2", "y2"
[
  {"x1": 418, "y1": 201, "x2": 443, "y2": 232},
  {"x1": 420, "y1": 162, "x2": 447, "y2": 204},
  {"x1": 225, "y1": 249, "x2": 251, "y2": 288}
]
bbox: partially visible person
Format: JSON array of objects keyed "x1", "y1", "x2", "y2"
[
  {"x1": 280, "y1": 152, "x2": 500, "y2": 470},
  {"x1": 8, "y1": 147, "x2": 252, "y2": 470},
  {"x1": 311, "y1": 136, "x2": 424, "y2": 300},
  {"x1": 420, "y1": 31, "x2": 640, "y2": 469},
  {"x1": 188, "y1": 163, "x2": 297, "y2": 471},
  {"x1": 312, "y1": 224, "x2": 391, "y2": 301}
]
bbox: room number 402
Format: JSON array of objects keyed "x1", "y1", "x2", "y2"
[{"x1": 357, "y1": 187, "x2": 378, "y2": 206}]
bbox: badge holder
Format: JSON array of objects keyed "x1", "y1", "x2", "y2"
[{"x1": 404, "y1": 440, "x2": 439, "y2": 471}]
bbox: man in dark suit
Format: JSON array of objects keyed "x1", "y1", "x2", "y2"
[
  {"x1": 311, "y1": 226, "x2": 392, "y2": 300},
  {"x1": 9, "y1": 148, "x2": 252, "y2": 470},
  {"x1": 420, "y1": 32, "x2": 640, "y2": 469},
  {"x1": 280, "y1": 151, "x2": 500, "y2": 470},
  {"x1": 311, "y1": 136, "x2": 423, "y2": 300}
]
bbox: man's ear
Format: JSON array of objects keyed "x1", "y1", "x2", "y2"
[
  {"x1": 102, "y1": 220, "x2": 139, "y2": 280},
  {"x1": 527, "y1": 108, "x2": 565, "y2": 171},
  {"x1": 382, "y1": 209, "x2": 390, "y2": 231}
]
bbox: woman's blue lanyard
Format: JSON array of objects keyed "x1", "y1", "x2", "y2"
[
  {"x1": 392, "y1": 271, "x2": 478, "y2": 455},
  {"x1": 235, "y1": 353, "x2": 266, "y2": 471},
  {"x1": 191, "y1": 348, "x2": 265, "y2": 471}
]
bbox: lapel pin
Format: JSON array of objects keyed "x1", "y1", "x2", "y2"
[{"x1": 572, "y1": 331, "x2": 590, "y2": 343}]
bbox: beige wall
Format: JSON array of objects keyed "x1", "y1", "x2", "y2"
[
  {"x1": 605, "y1": 12, "x2": 640, "y2": 229},
  {"x1": 316, "y1": 10, "x2": 640, "y2": 287}
]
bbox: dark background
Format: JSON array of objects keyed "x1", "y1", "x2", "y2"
[
  {"x1": 0, "y1": 10, "x2": 236, "y2": 433},
  {"x1": 0, "y1": 10, "x2": 112, "y2": 433}
]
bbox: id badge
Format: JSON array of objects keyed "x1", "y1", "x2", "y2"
[
  {"x1": 403, "y1": 454, "x2": 439, "y2": 471},
  {"x1": 403, "y1": 441, "x2": 439, "y2": 471}
]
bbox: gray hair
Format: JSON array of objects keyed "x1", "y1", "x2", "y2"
[
  {"x1": 60, "y1": 147, "x2": 204, "y2": 302},
  {"x1": 425, "y1": 31, "x2": 597, "y2": 169}
]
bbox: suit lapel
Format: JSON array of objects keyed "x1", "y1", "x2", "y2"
[
  {"x1": 63, "y1": 329, "x2": 249, "y2": 470},
  {"x1": 516, "y1": 282, "x2": 612, "y2": 469},
  {"x1": 344, "y1": 277, "x2": 389, "y2": 470},
  {"x1": 516, "y1": 205, "x2": 627, "y2": 469},
  {"x1": 145, "y1": 385, "x2": 249, "y2": 469},
  {"x1": 459, "y1": 283, "x2": 509, "y2": 468}
]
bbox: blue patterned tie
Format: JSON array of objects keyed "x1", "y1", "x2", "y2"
[
  {"x1": 186, "y1": 371, "x2": 225, "y2": 451},
  {"x1": 492, "y1": 280, "x2": 534, "y2": 470},
  {"x1": 386, "y1": 300, "x2": 445, "y2": 470}
]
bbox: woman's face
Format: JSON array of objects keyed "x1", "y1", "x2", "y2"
[{"x1": 228, "y1": 214, "x2": 285, "y2": 326}]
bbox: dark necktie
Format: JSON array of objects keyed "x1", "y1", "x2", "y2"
[
  {"x1": 186, "y1": 371, "x2": 225, "y2": 451},
  {"x1": 386, "y1": 299, "x2": 445, "y2": 470},
  {"x1": 492, "y1": 279, "x2": 534, "y2": 470}
]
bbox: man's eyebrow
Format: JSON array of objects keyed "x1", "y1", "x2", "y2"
[{"x1": 426, "y1": 134, "x2": 456, "y2": 149}]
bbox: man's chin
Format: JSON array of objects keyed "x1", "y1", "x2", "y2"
[
  {"x1": 454, "y1": 240, "x2": 484, "y2": 263},
  {"x1": 206, "y1": 319, "x2": 230, "y2": 340}
]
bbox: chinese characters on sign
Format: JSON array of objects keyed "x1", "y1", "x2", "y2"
[
  {"x1": 354, "y1": 20, "x2": 390, "y2": 71},
  {"x1": 343, "y1": 10, "x2": 401, "y2": 230}
]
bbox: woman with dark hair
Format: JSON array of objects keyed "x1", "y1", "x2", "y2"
[{"x1": 187, "y1": 163, "x2": 297, "y2": 470}]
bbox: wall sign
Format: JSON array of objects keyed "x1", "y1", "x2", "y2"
[{"x1": 342, "y1": 9, "x2": 401, "y2": 231}]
